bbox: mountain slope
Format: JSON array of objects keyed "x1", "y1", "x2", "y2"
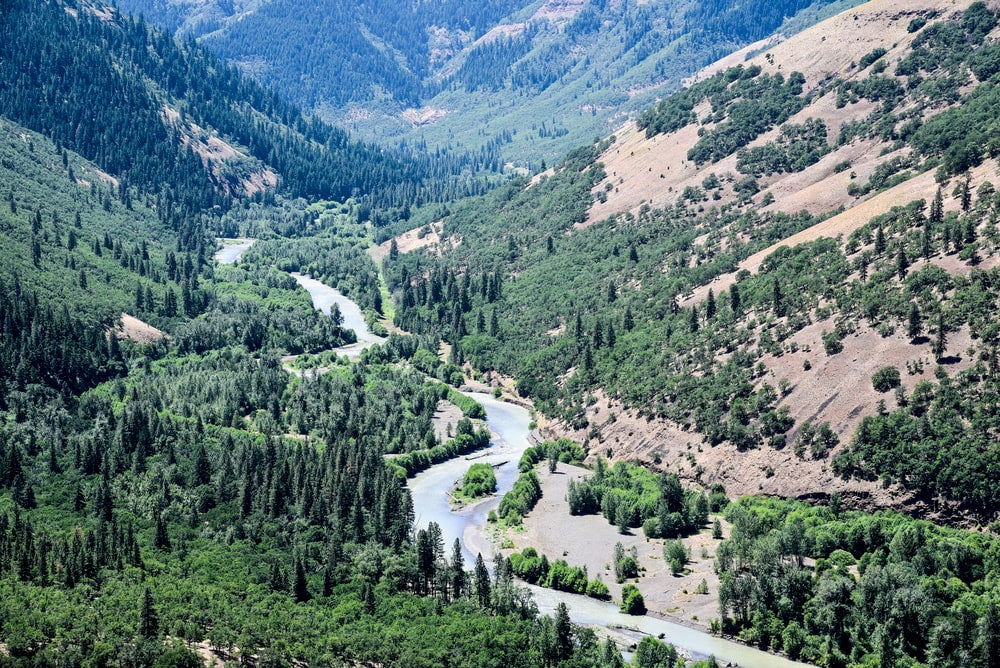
[
  {"x1": 0, "y1": 0, "x2": 468, "y2": 213},
  {"x1": 114, "y1": 0, "x2": 865, "y2": 165},
  {"x1": 378, "y1": 0, "x2": 1000, "y2": 522}
]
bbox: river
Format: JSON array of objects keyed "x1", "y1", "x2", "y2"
[
  {"x1": 214, "y1": 238, "x2": 255, "y2": 264},
  {"x1": 215, "y1": 240, "x2": 809, "y2": 665},
  {"x1": 410, "y1": 392, "x2": 813, "y2": 668},
  {"x1": 214, "y1": 239, "x2": 386, "y2": 357},
  {"x1": 288, "y1": 272, "x2": 386, "y2": 357}
]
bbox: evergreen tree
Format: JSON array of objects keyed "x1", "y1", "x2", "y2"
[
  {"x1": 908, "y1": 303, "x2": 923, "y2": 341},
  {"x1": 138, "y1": 587, "x2": 158, "y2": 638},
  {"x1": 555, "y1": 601, "x2": 573, "y2": 661},
  {"x1": 935, "y1": 312, "x2": 948, "y2": 360},
  {"x1": 474, "y1": 553, "x2": 491, "y2": 609},
  {"x1": 730, "y1": 283, "x2": 741, "y2": 314},
  {"x1": 449, "y1": 539, "x2": 466, "y2": 600},
  {"x1": 930, "y1": 186, "x2": 945, "y2": 224},
  {"x1": 293, "y1": 556, "x2": 311, "y2": 603},
  {"x1": 154, "y1": 514, "x2": 171, "y2": 550}
]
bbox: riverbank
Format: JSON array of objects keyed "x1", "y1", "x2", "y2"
[{"x1": 469, "y1": 461, "x2": 723, "y2": 632}]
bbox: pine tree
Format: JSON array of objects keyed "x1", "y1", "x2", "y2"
[
  {"x1": 154, "y1": 514, "x2": 170, "y2": 550},
  {"x1": 138, "y1": 587, "x2": 158, "y2": 638},
  {"x1": 474, "y1": 553, "x2": 491, "y2": 608},
  {"x1": 896, "y1": 247, "x2": 908, "y2": 280},
  {"x1": 449, "y1": 539, "x2": 466, "y2": 600},
  {"x1": 935, "y1": 312, "x2": 948, "y2": 360},
  {"x1": 931, "y1": 187, "x2": 944, "y2": 224},
  {"x1": 908, "y1": 304, "x2": 922, "y2": 340},
  {"x1": 293, "y1": 556, "x2": 310, "y2": 603},
  {"x1": 555, "y1": 601, "x2": 573, "y2": 660}
]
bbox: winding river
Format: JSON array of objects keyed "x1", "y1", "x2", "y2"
[
  {"x1": 288, "y1": 272, "x2": 386, "y2": 357},
  {"x1": 214, "y1": 239, "x2": 386, "y2": 357},
  {"x1": 215, "y1": 240, "x2": 810, "y2": 666},
  {"x1": 411, "y1": 392, "x2": 813, "y2": 668},
  {"x1": 214, "y1": 238, "x2": 255, "y2": 264}
]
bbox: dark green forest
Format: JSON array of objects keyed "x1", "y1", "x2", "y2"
[
  {"x1": 0, "y1": 0, "x2": 494, "y2": 213},
  {"x1": 113, "y1": 0, "x2": 859, "y2": 166}
]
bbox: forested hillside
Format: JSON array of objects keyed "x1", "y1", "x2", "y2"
[
  {"x1": 11, "y1": 0, "x2": 1000, "y2": 665},
  {"x1": 115, "y1": 0, "x2": 863, "y2": 164},
  {"x1": 0, "y1": 0, "x2": 489, "y2": 213},
  {"x1": 379, "y1": 0, "x2": 1000, "y2": 522},
  {"x1": 0, "y1": 3, "x2": 651, "y2": 665}
]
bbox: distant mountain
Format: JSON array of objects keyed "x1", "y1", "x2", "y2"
[
  {"x1": 0, "y1": 0, "x2": 476, "y2": 217},
  {"x1": 114, "y1": 0, "x2": 865, "y2": 164}
]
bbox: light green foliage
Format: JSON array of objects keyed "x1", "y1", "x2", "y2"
[
  {"x1": 460, "y1": 463, "x2": 498, "y2": 500},
  {"x1": 715, "y1": 496, "x2": 1000, "y2": 665},
  {"x1": 507, "y1": 547, "x2": 608, "y2": 599},
  {"x1": 569, "y1": 460, "x2": 708, "y2": 538},
  {"x1": 664, "y1": 540, "x2": 688, "y2": 576},
  {"x1": 633, "y1": 636, "x2": 679, "y2": 667},
  {"x1": 497, "y1": 470, "x2": 542, "y2": 525}
]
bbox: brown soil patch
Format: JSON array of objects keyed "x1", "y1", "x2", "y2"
[
  {"x1": 760, "y1": 318, "x2": 975, "y2": 446},
  {"x1": 401, "y1": 107, "x2": 449, "y2": 127},
  {"x1": 161, "y1": 105, "x2": 277, "y2": 196},
  {"x1": 433, "y1": 399, "x2": 467, "y2": 443},
  {"x1": 115, "y1": 313, "x2": 165, "y2": 343},
  {"x1": 683, "y1": 156, "x2": 1000, "y2": 307},
  {"x1": 538, "y1": 385, "x2": 911, "y2": 515},
  {"x1": 505, "y1": 462, "x2": 723, "y2": 629},
  {"x1": 586, "y1": 0, "x2": 975, "y2": 228},
  {"x1": 368, "y1": 221, "x2": 447, "y2": 263}
]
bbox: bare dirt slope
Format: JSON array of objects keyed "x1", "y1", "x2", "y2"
[
  {"x1": 586, "y1": 0, "x2": 972, "y2": 226},
  {"x1": 682, "y1": 156, "x2": 1000, "y2": 307},
  {"x1": 368, "y1": 221, "x2": 447, "y2": 263},
  {"x1": 116, "y1": 313, "x2": 165, "y2": 343}
]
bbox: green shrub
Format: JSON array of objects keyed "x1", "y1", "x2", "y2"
[
  {"x1": 872, "y1": 365, "x2": 901, "y2": 392},
  {"x1": 461, "y1": 462, "x2": 497, "y2": 499},
  {"x1": 585, "y1": 578, "x2": 610, "y2": 600},
  {"x1": 620, "y1": 584, "x2": 646, "y2": 615}
]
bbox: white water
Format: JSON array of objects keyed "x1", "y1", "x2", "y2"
[{"x1": 409, "y1": 392, "x2": 813, "y2": 668}]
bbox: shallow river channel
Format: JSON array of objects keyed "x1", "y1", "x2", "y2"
[
  {"x1": 410, "y1": 393, "x2": 813, "y2": 667},
  {"x1": 215, "y1": 240, "x2": 810, "y2": 666}
]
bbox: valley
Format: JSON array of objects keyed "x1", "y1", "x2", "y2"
[{"x1": 4, "y1": 0, "x2": 1000, "y2": 666}]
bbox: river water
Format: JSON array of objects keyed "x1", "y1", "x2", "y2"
[
  {"x1": 410, "y1": 392, "x2": 813, "y2": 668},
  {"x1": 214, "y1": 238, "x2": 256, "y2": 264},
  {"x1": 215, "y1": 240, "x2": 810, "y2": 666},
  {"x1": 288, "y1": 272, "x2": 386, "y2": 357},
  {"x1": 213, "y1": 239, "x2": 386, "y2": 357}
]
